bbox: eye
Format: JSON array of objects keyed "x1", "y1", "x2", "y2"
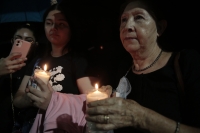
[
  {"x1": 45, "y1": 21, "x2": 52, "y2": 26},
  {"x1": 135, "y1": 15, "x2": 144, "y2": 20},
  {"x1": 59, "y1": 23, "x2": 64, "y2": 26},
  {"x1": 121, "y1": 17, "x2": 127, "y2": 23},
  {"x1": 25, "y1": 38, "x2": 34, "y2": 43},
  {"x1": 14, "y1": 36, "x2": 22, "y2": 40},
  {"x1": 58, "y1": 22, "x2": 69, "y2": 28}
]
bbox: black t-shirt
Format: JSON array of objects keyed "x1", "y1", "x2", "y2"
[
  {"x1": 114, "y1": 49, "x2": 200, "y2": 133},
  {"x1": 26, "y1": 52, "x2": 91, "y2": 94}
]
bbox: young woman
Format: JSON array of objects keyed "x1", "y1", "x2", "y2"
[
  {"x1": 0, "y1": 23, "x2": 38, "y2": 133},
  {"x1": 13, "y1": 2, "x2": 96, "y2": 133}
]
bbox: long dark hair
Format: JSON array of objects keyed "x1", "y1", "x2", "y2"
[{"x1": 42, "y1": 3, "x2": 79, "y2": 57}]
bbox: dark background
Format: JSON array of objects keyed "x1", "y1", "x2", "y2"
[
  {"x1": 0, "y1": 0, "x2": 199, "y2": 84},
  {"x1": 0, "y1": 0, "x2": 199, "y2": 53}
]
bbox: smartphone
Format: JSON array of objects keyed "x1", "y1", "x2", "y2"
[{"x1": 10, "y1": 39, "x2": 32, "y2": 58}]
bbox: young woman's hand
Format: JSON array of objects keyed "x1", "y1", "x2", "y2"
[
  {"x1": 26, "y1": 77, "x2": 53, "y2": 110},
  {"x1": 0, "y1": 53, "x2": 27, "y2": 76}
]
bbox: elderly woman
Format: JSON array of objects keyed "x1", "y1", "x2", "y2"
[{"x1": 86, "y1": 0, "x2": 200, "y2": 133}]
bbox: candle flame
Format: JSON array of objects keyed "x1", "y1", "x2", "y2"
[
  {"x1": 95, "y1": 83, "x2": 98, "y2": 91},
  {"x1": 44, "y1": 64, "x2": 47, "y2": 71}
]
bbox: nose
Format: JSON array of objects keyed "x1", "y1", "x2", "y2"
[
  {"x1": 51, "y1": 23, "x2": 58, "y2": 30},
  {"x1": 124, "y1": 18, "x2": 135, "y2": 32}
]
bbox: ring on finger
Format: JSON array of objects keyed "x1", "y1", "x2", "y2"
[{"x1": 104, "y1": 115, "x2": 109, "y2": 123}]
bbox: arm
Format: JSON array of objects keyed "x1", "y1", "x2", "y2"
[
  {"x1": 13, "y1": 75, "x2": 32, "y2": 108},
  {"x1": 0, "y1": 53, "x2": 27, "y2": 77},
  {"x1": 86, "y1": 97, "x2": 200, "y2": 133},
  {"x1": 76, "y1": 76, "x2": 98, "y2": 94},
  {"x1": 29, "y1": 91, "x2": 86, "y2": 133}
]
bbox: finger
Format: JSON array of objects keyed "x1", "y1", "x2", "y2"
[
  {"x1": 8, "y1": 52, "x2": 22, "y2": 60},
  {"x1": 7, "y1": 62, "x2": 26, "y2": 71},
  {"x1": 111, "y1": 91, "x2": 117, "y2": 97},
  {"x1": 86, "y1": 115, "x2": 133, "y2": 130},
  {"x1": 86, "y1": 115, "x2": 132, "y2": 124},
  {"x1": 87, "y1": 97, "x2": 122, "y2": 107},
  {"x1": 28, "y1": 85, "x2": 44, "y2": 98},
  {"x1": 11, "y1": 57, "x2": 27, "y2": 64},
  {"x1": 98, "y1": 85, "x2": 113, "y2": 97},
  {"x1": 33, "y1": 76, "x2": 48, "y2": 92},
  {"x1": 26, "y1": 92, "x2": 41, "y2": 107}
]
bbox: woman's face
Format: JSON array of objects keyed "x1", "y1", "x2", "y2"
[
  {"x1": 44, "y1": 10, "x2": 71, "y2": 46},
  {"x1": 13, "y1": 28, "x2": 35, "y2": 43},
  {"x1": 119, "y1": 2, "x2": 158, "y2": 53}
]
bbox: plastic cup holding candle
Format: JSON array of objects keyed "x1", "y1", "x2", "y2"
[
  {"x1": 86, "y1": 84, "x2": 109, "y2": 133},
  {"x1": 32, "y1": 64, "x2": 51, "y2": 90}
]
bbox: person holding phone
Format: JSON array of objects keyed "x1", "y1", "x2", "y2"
[
  {"x1": 0, "y1": 23, "x2": 38, "y2": 133},
  {"x1": 13, "y1": 2, "x2": 97, "y2": 133}
]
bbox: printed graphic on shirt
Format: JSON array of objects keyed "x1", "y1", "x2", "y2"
[
  {"x1": 29, "y1": 65, "x2": 65, "y2": 91},
  {"x1": 49, "y1": 66, "x2": 65, "y2": 91}
]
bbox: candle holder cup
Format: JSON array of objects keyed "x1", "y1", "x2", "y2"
[{"x1": 86, "y1": 88, "x2": 109, "y2": 133}]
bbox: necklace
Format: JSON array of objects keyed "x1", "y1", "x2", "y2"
[{"x1": 132, "y1": 50, "x2": 162, "y2": 72}]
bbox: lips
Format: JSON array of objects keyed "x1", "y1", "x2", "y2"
[
  {"x1": 123, "y1": 36, "x2": 137, "y2": 41},
  {"x1": 50, "y1": 33, "x2": 59, "y2": 37}
]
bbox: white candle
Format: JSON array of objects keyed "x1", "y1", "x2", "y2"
[
  {"x1": 34, "y1": 64, "x2": 50, "y2": 85},
  {"x1": 86, "y1": 84, "x2": 108, "y2": 103},
  {"x1": 86, "y1": 84, "x2": 109, "y2": 133}
]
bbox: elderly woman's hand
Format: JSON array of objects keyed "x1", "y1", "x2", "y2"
[
  {"x1": 26, "y1": 76, "x2": 53, "y2": 110},
  {"x1": 0, "y1": 53, "x2": 27, "y2": 76},
  {"x1": 85, "y1": 97, "x2": 147, "y2": 131}
]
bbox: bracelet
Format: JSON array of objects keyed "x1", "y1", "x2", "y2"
[{"x1": 175, "y1": 122, "x2": 180, "y2": 133}]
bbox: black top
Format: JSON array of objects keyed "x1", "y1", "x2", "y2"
[
  {"x1": 26, "y1": 52, "x2": 91, "y2": 94},
  {"x1": 0, "y1": 59, "x2": 30, "y2": 132},
  {"x1": 114, "y1": 49, "x2": 200, "y2": 133}
]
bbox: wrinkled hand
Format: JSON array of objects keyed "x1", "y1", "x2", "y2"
[
  {"x1": 0, "y1": 53, "x2": 27, "y2": 76},
  {"x1": 26, "y1": 76, "x2": 53, "y2": 110},
  {"x1": 86, "y1": 97, "x2": 146, "y2": 131}
]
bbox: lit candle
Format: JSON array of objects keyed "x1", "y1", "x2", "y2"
[
  {"x1": 86, "y1": 83, "x2": 109, "y2": 133},
  {"x1": 86, "y1": 83, "x2": 108, "y2": 103},
  {"x1": 33, "y1": 64, "x2": 51, "y2": 90}
]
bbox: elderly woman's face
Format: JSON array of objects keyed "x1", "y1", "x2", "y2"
[{"x1": 119, "y1": 2, "x2": 158, "y2": 53}]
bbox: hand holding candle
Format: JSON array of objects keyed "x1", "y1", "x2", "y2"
[
  {"x1": 86, "y1": 84, "x2": 109, "y2": 133},
  {"x1": 32, "y1": 64, "x2": 51, "y2": 90}
]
